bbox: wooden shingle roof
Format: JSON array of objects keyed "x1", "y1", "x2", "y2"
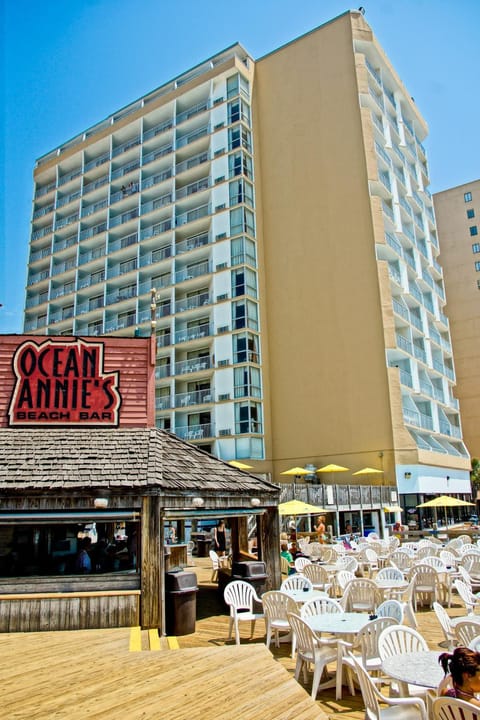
[{"x1": 0, "y1": 428, "x2": 279, "y2": 498}]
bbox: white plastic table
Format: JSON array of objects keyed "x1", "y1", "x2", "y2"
[
  {"x1": 305, "y1": 612, "x2": 371, "y2": 699},
  {"x1": 381, "y1": 650, "x2": 443, "y2": 693}
]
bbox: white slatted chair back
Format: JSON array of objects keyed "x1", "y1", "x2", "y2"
[
  {"x1": 378, "y1": 624, "x2": 428, "y2": 659},
  {"x1": 294, "y1": 556, "x2": 312, "y2": 573},
  {"x1": 376, "y1": 599, "x2": 404, "y2": 624},
  {"x1": 336, "y1": 569, "x2": 356, "y2": 593},
  {"x1": 439, "y1": 550, "x2": 459, "y2": 568},
  {"x1": 303, "y1": 563, "x2": 332, "y2": 591},
  {"x1": 454, "y1": 619, "x2": 480, "y2": 647},
  {"x1": 342, "y1": 577, "x2": 381, "y2": 613},
  {"x1": 432, "y1": 696, "x2": 479, "y2": 720},
  {"x1": 300, "y1": 597, "x2": 343, "y2": 619},
  {"x1": 376, "y1": 567, "x2": 404, "y2": 582},
  {"x1": 281, "y1": 574, "x2": 313, "y2": 592}
]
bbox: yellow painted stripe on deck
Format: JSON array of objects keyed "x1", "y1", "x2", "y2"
[
  {"x1": 148, "y1": 628, "x2": 161, "y2": 651},
  {"x1": 166, "y1": 636, "x2": 179, "y2": 650},
  {"x1": 129, "y1": 626, "x2": 142, "y2": 652}
]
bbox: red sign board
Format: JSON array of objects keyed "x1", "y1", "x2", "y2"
[{"x1": 8, "y1": 338, "x2": 122, "y2": 426}]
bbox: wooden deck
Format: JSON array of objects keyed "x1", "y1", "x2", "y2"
[{"x1": 0, "y1": 557, "x2": 468, "y2": 720}]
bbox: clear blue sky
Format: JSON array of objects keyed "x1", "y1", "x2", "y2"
[{"x1": 2, "y1": 0, "x2": 479, "y2": 334}]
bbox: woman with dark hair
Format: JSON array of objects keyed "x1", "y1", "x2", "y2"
[
  {"x1": 438, "y1": 647, "x2": 480, "y2": 706},
  {"x1": 213, "y1": 519, "x2": 227, "y2": 557}
]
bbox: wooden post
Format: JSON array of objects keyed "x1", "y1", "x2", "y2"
[
  {"x1": 259, "y1": 508, "x2": 281, "y2": 590},
  {"x1": 140, "y1": 495, "x2": 164, "y2": 630}
]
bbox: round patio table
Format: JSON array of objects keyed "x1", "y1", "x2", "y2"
[
  {"x1": 382, "y1": 650, "x2": 443, "y2": 692},
  {"x1": 305, "y1": 612, "x2": 371, "y2": 700}
]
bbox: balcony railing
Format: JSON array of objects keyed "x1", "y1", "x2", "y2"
[
  {"x1": 175, "y1": 260, "x2": 210, "y2": 283},
  {"x1": 175, "y1": 292, "x2": 210, "y2": 313},
  {"x1": 174, "y1": 388, "x2": 212, "y2": 408},
  {"x1": 175, "y1": 323, "x2": 211, "y2": 344},
  {"x1": 175, "y1": 232, "x2": 209, "y2": 256},
  {"x1": 174, "y1": 423, "x2": 212, "y2": 441},
  {"x1": 175, "y1": 203, "x2": 210, "y2": 226},
  {"x1": 175, "y1": 356, "x2": 212, "y2": 375}
]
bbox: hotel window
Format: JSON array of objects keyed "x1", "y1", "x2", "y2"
[
  {"x1": 228, "y1": 125, "x2": 251, "y2": 153},
  {"x1": 475, "y1": 262, "x2": 480, "y2": 272},
  {"x1": 470, "y1": 226, "x2": 478, "y2": 236},
  {"x1": 228, "y1": 151, "x2": 253, "y2": 179},
  {"x1": 472, "y1": 244, "x2": 480, "y2": 254},
  {"x1": 234, "y1": 366, "x2": 261, "y2": 398},
  {"x1": 230, "y1": 207, "x2": 255, "y2": 236},
  {"x1": 89, "y1": 294, "x2": 104, "y2": 310},
  {"x1": 231, "y1": 268, "x2": 257, "y2": 299},
  {"x1": 235, "y1": 401, "x2": 262, "y2": 434},
  {"x1": 226, "y1": 73, "x2": 250, "y2": 100},
  {"x1": 227, "y1": 99, "x2": 250, "y2": 126},
  {"x1": 233, "y1": 332, "x2": 259, "y2": 363},
  {"x1": 229, "y1": 179, "x2": 254, "y2": 208},
  {"x1": 467, "y1": 209, "x2": 475, "y2": 219},
  {"x1": 232, "y1": 299, "x2": 258, "y2": 330},
  {"x1": 464, "y1": 192, "x2": 473, "y2": 202},
  {"x1": 231, "y1": 236, "x2": 256, "y2": 267}
]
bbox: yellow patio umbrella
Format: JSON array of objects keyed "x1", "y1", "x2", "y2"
[
  {"x1": 352, "y1": 467, "x2": 384, "y2": 477},
  {"x1": 280, "y1": 466, "x2": 311, "y2": 476},
  {"x1": 316, "y1": 464, "x2": 349, "y2": 483},
  {"x1": 228, "y1": 460, "x2": 254, "y2": 470},
  {"x1": 383, "y1": 506, "x2": 403, "y2": 513},
  {"x1": 416, "y1": 495, "x2": 475, "y2": 527},
  {"x1": 278, "y1": 500, "x2": 327, "y2": 515}
]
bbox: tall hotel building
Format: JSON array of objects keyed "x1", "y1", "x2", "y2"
[
  {"x1": 434, "y1": 180, "x2": 480, "y2": 460},
  {"x1": 23, "y1": 10, "x2": 471, "y2": 509}
]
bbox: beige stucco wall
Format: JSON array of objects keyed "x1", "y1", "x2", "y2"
[
  {"x1": 435, "y1": 180, "x2": 480, "y2": 460},
  {"x1": 252, "y1": 13, "x2": 396, "y2": 483}
]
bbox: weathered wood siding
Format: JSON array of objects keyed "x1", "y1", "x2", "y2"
[{"x1": 0, "y1": 590, "x2": 140, "y2": 632}]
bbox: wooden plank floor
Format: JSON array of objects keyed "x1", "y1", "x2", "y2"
[{"x1": 0, "y1": 557, "x2": 468, "y2": 720}]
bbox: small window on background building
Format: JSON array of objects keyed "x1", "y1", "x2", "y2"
[
  {"x1": 470, "y1": 226, "x2": 478, "y2": 236},
  {"x1": 475, "y1": 261, "x2": 480, "y2": 272},
  {"x1": 464, "y1": 191, "x2": 473, "y2": 202},
  {"x1": 467, "y1": 209, "x2": 475, "y2": 219},
  {"x1": 473, "y1": 244, "x2": 480, "y2": 254}
]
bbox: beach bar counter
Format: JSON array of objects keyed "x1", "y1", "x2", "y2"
[{"x1": 0, "y1": 335, "x2": 281, "y2": 633}]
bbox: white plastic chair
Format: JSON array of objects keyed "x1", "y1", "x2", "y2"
[
  {"x1": 336, "y1": 569, "x2": 356, "y2": 594},
  {"x1": 300, "y1": 597, "x2": 343, "y2": 620},
  {"x1": 336, "y1": 555, "x2": 359, "y2": 574},
  {"x1": 376, "y1": 599, "x2": 404, "y2": 624},
  {"x1": 378, "y1": 624, "x2": 430, "y2": 698},
  {"x1": 342, "y1": 577, "x2": 381, "y2": 613},
  {"x1": 433, "y1": 601, "x2": 456, "y2": 651},
  {"x1": 348, "y1": 616, "x2": 397, "y2": 675},
  {"x1": 348, "y1": 651, "x2": 427, "y2": 720},
  {"x1": 303, "y1": 563, "x2": 333, "y2": 593},
  {"x1": 262, "y1": 590, "x2": 298, "y2": 650},
  {"x1": 294, "y1": 556, "x2": 311, "y2": 573},
  {"x1": 281, "y1": 574, "x2": 313, "y2": 592},
  {"x1": 454, "y1": 618, "x2": 480, "y2": 647},
  {"x1": 432, "y1": 696, "x2": 479, "y2": 720},
  {"x1": 454, "y1": 579, "x2": 480, "y2": 615},
  {"x1": 391, "y1": 577, "x2": 418, "y2": 628},
  {"x1": 209, "y1": 549, "x2": 222, "y2": 582},
  {"x1": 376, "y1": 567, "x2": 405, "y2": 582},
  {"x1": 287, "y1": 612, "x2": 342, "y2": 699},
  {"x1": 224, "y1": 580, "x2": 264, "y2": 645}
]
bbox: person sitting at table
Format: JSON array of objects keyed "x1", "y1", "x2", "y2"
[
  {"x1": 438, "y1": 647, "x2": 480, "y2": 706},
  {"x1": 280, "y1": 542, "x2": 295, "y2": 575}
]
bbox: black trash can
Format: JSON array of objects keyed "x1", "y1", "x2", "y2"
[
  {"x1": 191, "y1": 532, "x2": 210, "y2": 557},
  {"x1": 231, "y1": 560, "x2": 268, "y2": 598},
  {"x1": 165, "y1": 569, "x2": 198, "y2": 635}
]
